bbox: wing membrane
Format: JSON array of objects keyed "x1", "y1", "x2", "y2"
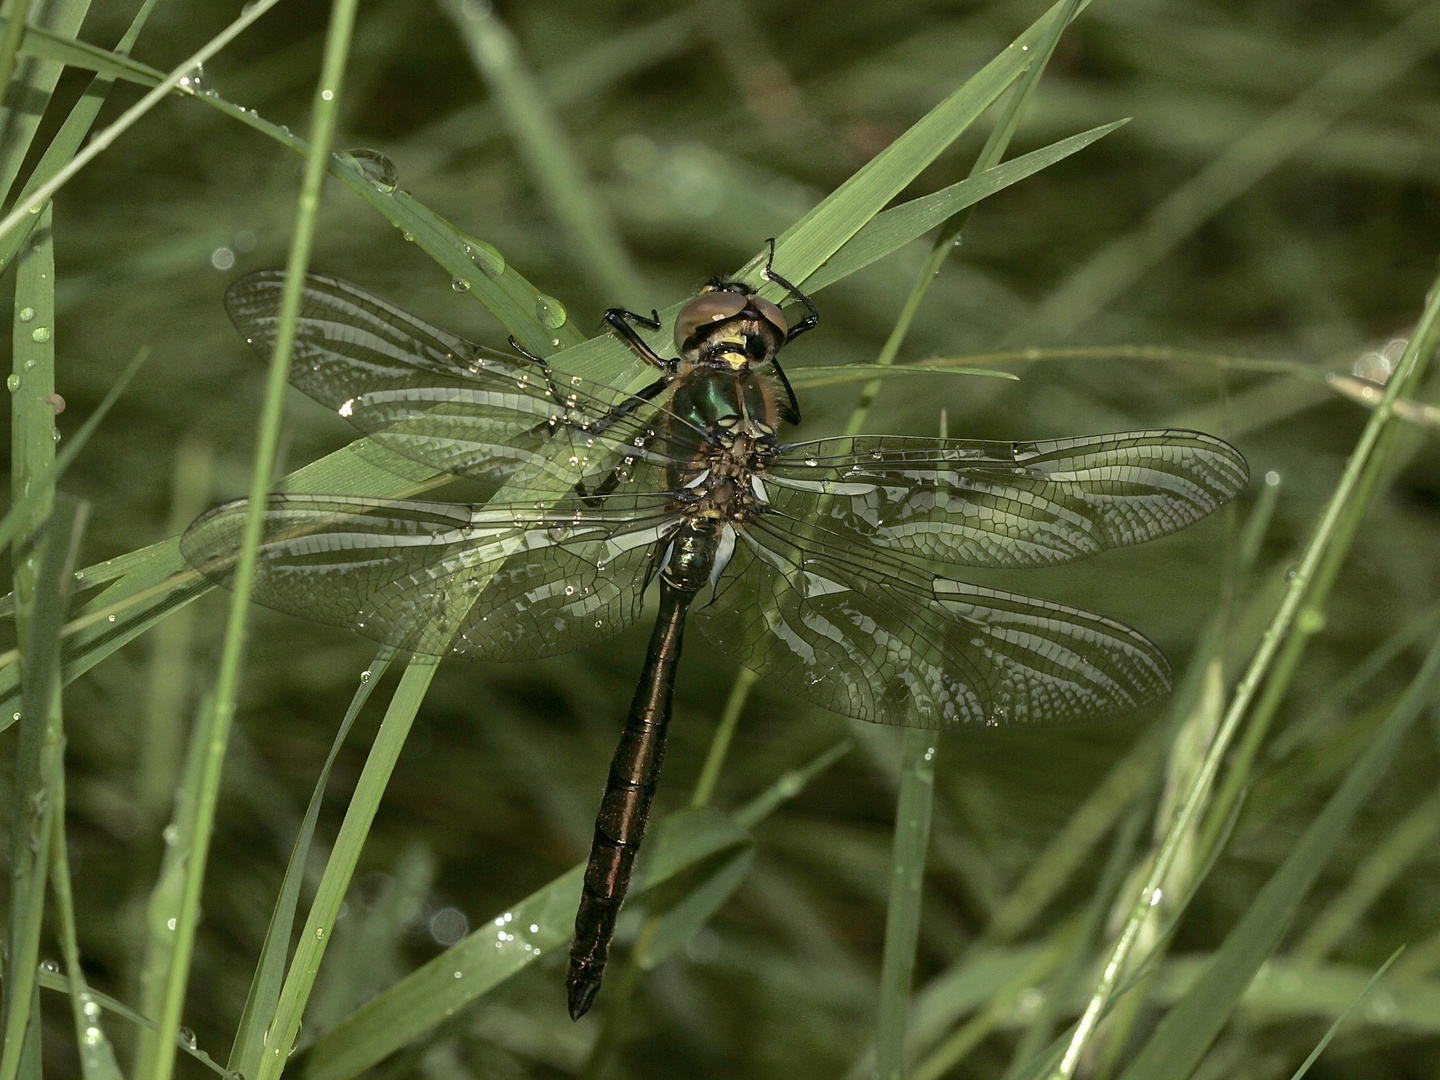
[
  {"x1": 763, "y1": 430, "x2": 1249, "y2": 568},
  {"x1": 226, "y1": 272, "x2": 704, "y2": 495},
  {"x1": 694, "y1": 512, "x2": 1172, "y2": 728},
  {"x1": 181, "y1": 493, "x2": 676, "y2": 660}
]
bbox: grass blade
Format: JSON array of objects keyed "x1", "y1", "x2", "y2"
[
  {"x1": 145, "y1": 1, "x2": 364, "y2": 1075},
  {"x1": 1115, "y1": 637, "x2": 1440, "y2": 1080},
  {"x1": 228, "y1": 649, "x2": 395, "y2": 1078},
  {"x1": 0, "y1": 0, "x2": 92, "y2": 197},
  {"x1": 1, "y1": 500, "x2": 87, "y2": 1080}
]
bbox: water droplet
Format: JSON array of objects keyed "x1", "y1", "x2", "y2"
[
  {"x1": 1264, "y1": 470, "x2": 1280, "y2": 486},
  {"x1": 7, "y1": 374, "x2": 19, "y2": 392},
  {"x1": 342, "y1": 148, "x2": 399, "y2": 193},
  {"x1": 454, "y1": 970, "x2": 463, "y2": 978},
  {"x1": 107, "y1": 614, "x2": 116, "y2": 622},
  {"x1": 163, "y1": 823, "x2": 179, "y2": 844},
  {"x1": 178, "y1": 63, "x2": 203, "y2": 93},
  {"x1": 40, "y1": 959, "x2": 59, "y2": 972},
  {"x1": 451, "y1": 278, "x2": 470, "y2": 292},
  {"x1": 82, "y1": 998, "x2": 100, "y2": 1019},
  {"x1": 211, "y1": 246, "x2": 236, "y2": 271},
  {"x1": 31, "y1": 326, "x2": 50, "y2": 343},
  {"x1": 462, "y1": 237, "x2": 505, "y2": 279},
  {"x1": 52, "y1": 427, "x2": 60, "y2": 442},
  {"x1": 360, "y1": 669, "x2": 371, "y2": 682},
  {"x1": 17, "y1": 306, "x2": 34, "y2": 322},
  {"x1": 402, "y1": 232, "x2": 414, "y2": 242},
  {"x1": 314, "y1": 926, "x2": 325, "y2": 939},
  {"x1": 535, "y1": 294, "x2": 567, "y2": 330},
  {"x1": 1148, "y1": 887, "x2": 1163, "y2": 907},
  {"x1": 529, "y1": 923, "x2": 539, "y2": 933},
  {"x1": 179, "y1": 1027, "x2": 197, "y2": 1049},
  {"x1": 321, "y1": 89, "x2": 334, "y2": 101},
  {"x1": 167, "y1": 917, "x2": 177, "y2": 930}
]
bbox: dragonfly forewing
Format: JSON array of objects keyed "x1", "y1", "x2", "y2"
[
  {"x1": 181, "y1": 493, "x2": 678, "y2": 660},
  {"x1": 763, "y1": 430, "x2": 1249, "y2": 569}
]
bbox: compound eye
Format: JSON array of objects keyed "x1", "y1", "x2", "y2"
[
  {"x1": 750, "y1": 295, "x2": 789, "y2": 339},
  {"x1": 674, "y1": 291, "x2": 747, "y2": 350}
]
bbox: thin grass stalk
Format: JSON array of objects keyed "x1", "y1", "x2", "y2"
[
  {"x1": 1287, "y1": 948, "x2": 1405, "y2": 1080},
  {"x1": 1049, "y1": 265, "x2": 1440, "y2": 1080},
  {"x1": 254, "y1": 659, "x2": 438, "y2": 1079},
  {"x1": 875, "y1": 729, "x2": 938, "y2": 1080},
  {"x1": 690, "y1": 667, "x2": 758, "y2": 810},
  {"x1": 0, "y1": 0, "x2": 286, "y2": 246},
  {"x1": 227, "y1": 648, "x2": 394, "y2": 1078},
  {"x1": 145, "y1": 0, "x2": 362, "y2": 1073},
  {"x1": 49, "y1": 760, "x2": 123, "y2": 1080},
  {"x1": 1, "y1": 500, "x2": 85, "y2": 1080}
]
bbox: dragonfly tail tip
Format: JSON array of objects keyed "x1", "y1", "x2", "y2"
[{"x1": 567, "y1": 971, "x2": 602, "y2": 1020}]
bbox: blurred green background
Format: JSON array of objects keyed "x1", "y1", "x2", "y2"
[{"x1": 9, "y1": 0, "x2": 1440, "y2": 1076}]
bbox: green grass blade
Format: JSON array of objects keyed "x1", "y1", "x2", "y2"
[
  {"x1": 1, "y1": 499, "x2": 86, "y2": 1080},
  {"x1": 146, "y1": 2, "x2": 363, "y2": 1075},
  {"x1": 256, "y1": 658, "x2": 438, "y2": 1079},
  {"x1": 439, "y1": 0, "x2": 645, "y2": 302},
  {"x1": 228, "y1": 649, "x2": 395, "y2": 1078},
  {"x1": 787, "y1": 363, "x2": 1018, "y2": 387},
  {"x1": 1115, "y1": 637, "x2": 1440, "y2": 1080},
  {"x1": 0, "y1": 0, "x2": 92, "y2": 197},
  {"x1": 49, "y1": 765, "x2": 123, "y2": 1080},
  {"x1": 876, "y1": 729, "x2": 939, "y2": 1080},
  {"x1": 0, "y1": 14, "x2": 161, "y2": 85},
  {"x1": 1287, "y1": 947, "x2": 1405, "y2": 1080}
]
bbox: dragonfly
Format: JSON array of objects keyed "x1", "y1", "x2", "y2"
[{"x1": 181, "y1": 249, "x2": 1248, "y2": 1019}]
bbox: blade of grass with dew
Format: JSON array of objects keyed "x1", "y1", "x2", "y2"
[
  {"x1": 0, "y1": 0, "x2": 92, "y2": 197},
  {"x1": 8, "y1": 201, "x2": 57, "y2": 579},
  {"x1": 1, "y1": 499, "x2": 86, "y2": 1080},
  {"x1": 1024, "y1": 1, "x2": 1440, "y2": 342},
  {"x1": 1115, "y1": 635, "x2": 1440, "y2": 1080},
  {"x1": 48, "y1": 762, "x2": 123, "y2": 1080},
  {"x1": 297, "y1": 741, "x2": 849, "y2": 1080},
  {"x1": 145, "y1": 2, "x2": 363, "y2": 1076},
  {"x1": 1051, "y1": 256, "x2": 1440, "y2": 1080},
  {"x1": 439, "y1": 0, "x2": 645, "y2": 302},
  {"x1": 227, "y1": 648, "x2": 394, "y2": 1079},
  {"x1": 0, "y1": 0, "x2": 159, "y2": 276},
  {"x1": 0, "y1": 347, "x2": 147, "y2": 552},
  {"x1": 253, "y1": 658, "x2": 438, "y2": 1080},
  {"x1": 1293, "y1": 788, "x2": 1440, "y2": 963}
]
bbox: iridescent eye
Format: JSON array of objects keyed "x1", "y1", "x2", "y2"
[
  {"x1": 751, "y1": 295, "x2": 788, "y2": 339},
  {"x1": 674, "y1": 291, "x2": 747, "y2": 350}
]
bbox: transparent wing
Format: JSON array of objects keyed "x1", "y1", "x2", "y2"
[
  {"x1": 225, "y1": 272, "x2": 704, "y2": 495},
  {"x1": 181, "y1": 493, "x2": 677, "y2": 660},
  {"x1": 694, "y1": 512, "x2": 1172, "y2": 729},
  {"x1": 763, "y1": 430, "x2": 1248, "y2": 569}
]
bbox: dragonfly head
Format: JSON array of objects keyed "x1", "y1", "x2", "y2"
[{"x1": 675, "y1": 279, "x2": 788, "y2": 369}]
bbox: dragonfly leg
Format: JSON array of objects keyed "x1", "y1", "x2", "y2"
[
  {"x1": 604, "y1": 308, "x2": 674, "y2": 370},
  {"x1": 761, "y1": 237, "x2": 819, "y2": 342},
  {"x1": 571, "y1": 375, "x2": 670, "y2": 505}
]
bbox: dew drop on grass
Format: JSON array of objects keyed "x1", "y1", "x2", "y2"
[
  {"x1": 17, "y1": 306, "x2": 34, "y2": 322},
  {"x1": 342, "y1": 148, "x2": 399, "y2": 193},
  {"x1": 463, "y1": 237, "x2": 505, "y2": 279},
  {"x1": 40, "y1": 959, "x2": 59, "y2": 973},
  {"x1": 178, "y1": 63, "x2": 203, "y2": 93},
  {"x1": 6, "y1": 374, "x2": 18, "y2": 392},
  {"x1": 535, "y1": 294, "x2": 567, "y2": 330},
  {"x1": 179, "y1": 1027, "x2": 197, "y2": 1050},
  {"x1": 451, "y1": 278, "x2": 470, "y2": 292},
  {"x1": 31, "y1": 326, "x2": 50, "y2": 343}
]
